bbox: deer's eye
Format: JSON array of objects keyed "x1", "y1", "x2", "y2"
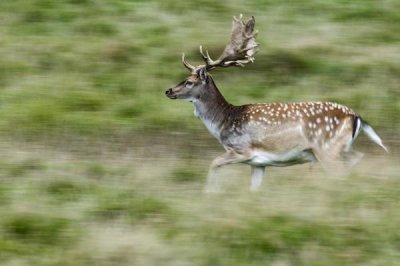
[{"x1": 185, "y1": 81, "x2": 194, "y2": 87}]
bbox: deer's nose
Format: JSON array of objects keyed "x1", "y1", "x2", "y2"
[
  {"x1": 165, "y1": 88, "x2": 173, "y2": 96},
  {"x1": 165, "y1": 88, "x2": 177, "y2": 99}
]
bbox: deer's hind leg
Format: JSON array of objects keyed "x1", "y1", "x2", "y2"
[{"x1": 313, "y1": 130, "x2": 362, "y2": 175}]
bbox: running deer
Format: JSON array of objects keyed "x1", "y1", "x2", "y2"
[{"x1": 165, "y1": 15, "x2": 387, "y2": 191}]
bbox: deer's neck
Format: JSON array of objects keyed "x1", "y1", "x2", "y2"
[{"x1": 192, "y1": 78, "x2": 233, "y2": 139}]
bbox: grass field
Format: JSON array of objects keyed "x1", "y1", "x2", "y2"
[
  {"x1": 0, "y1": 0, "x2": 399, "y2": 265},
  {"x1": 0, "y1": 138, "x2": 398, "y2": 266}
]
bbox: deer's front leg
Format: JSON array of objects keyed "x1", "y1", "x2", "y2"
[
  {"x1": 205, "y1": 150, "x2": 249, "y2": 192},
  {"x1": 250, "y1": 166, "x2": 265, "y2": 192}
]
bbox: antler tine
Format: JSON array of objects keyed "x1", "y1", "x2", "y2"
[
  {"x1": 199, "y1": 45, "x2": 220, "y2": 69},
  {"x1": 199, "y1": 45, "x2": 208, "y2": 61},
  {"x1": 233, "y1": 13, "x2": 243, "y2": 22},
  {"x1": 182, "y1": 53, "x2": 195, "y2": 72}
]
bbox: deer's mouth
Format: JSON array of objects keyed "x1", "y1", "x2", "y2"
[{"x1": 165, "y1": 89, "x2": 177, "y2": 99}]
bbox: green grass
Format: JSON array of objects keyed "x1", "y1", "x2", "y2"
[
  {"x1": 0, "y1": 140, "x2": 398, "y2": 266},
  {"x1": 0, "y1": 0, "x2": 399, "y2": 265}
]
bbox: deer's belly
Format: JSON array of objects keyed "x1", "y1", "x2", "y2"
[{"x1": 247, "y1": 148, "x2": 317, "y2": 167}]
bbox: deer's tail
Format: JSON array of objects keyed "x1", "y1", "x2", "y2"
[{"x1": 353, "y1": 116, "x2": 388, "y2": 152}]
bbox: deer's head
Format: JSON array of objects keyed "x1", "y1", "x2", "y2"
[
  {"x1": 165, "y1": 60, "x2": 209, "y2": 102},
  {"x1": 165, "y1": 15, "x2": 258, "y2": 102}
]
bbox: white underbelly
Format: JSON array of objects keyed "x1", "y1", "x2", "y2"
[{"x1": 247, "y1": 149, "x2": 317, "y2": 167}]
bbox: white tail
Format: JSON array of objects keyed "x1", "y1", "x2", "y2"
[
  {"x1": 165, "y1": 15, "x2": 387, "y2": 191},
  {"x1": 360, "y1": 119, "x2": 388, "y2": 152}
]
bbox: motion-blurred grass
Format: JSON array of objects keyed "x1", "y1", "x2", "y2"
[
  {"x1": 0, "y1": 140, "x2": 399, "y2": 266},
  {"x1": 0, "y1": 0, "x2": 399, "y2": 265}
]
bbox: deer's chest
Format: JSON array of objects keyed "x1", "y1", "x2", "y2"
[{"x1": 201, "y1": 117, "x2": 222, "y2": 140}]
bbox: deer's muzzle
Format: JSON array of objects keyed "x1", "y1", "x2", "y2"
[{"x1": 165, "y1": 88, "x2": 177, "y2": 99}]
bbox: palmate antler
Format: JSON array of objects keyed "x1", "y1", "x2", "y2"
[
  {"x1": 182, "y1": 14, "x2": 258, "y2": 72},
  {"x1": 200, "y1": 14, "x2": 258, "y2": 70}
]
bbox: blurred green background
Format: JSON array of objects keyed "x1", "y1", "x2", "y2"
[{"x1": 0, "y1": 0, "x2": 399, "y2": 265}]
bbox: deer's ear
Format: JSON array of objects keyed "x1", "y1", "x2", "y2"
[{"x1": 198, "y1": 68, "x2": 208, "y2": 83}]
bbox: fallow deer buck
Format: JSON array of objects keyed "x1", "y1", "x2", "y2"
[{"x1": 165, "y1": 15, "x2": 388, "y2": 191}]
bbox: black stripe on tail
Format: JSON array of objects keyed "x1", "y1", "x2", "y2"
[{"x1": 352, "y1": 115, "x2": 362, "y2": 139}]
